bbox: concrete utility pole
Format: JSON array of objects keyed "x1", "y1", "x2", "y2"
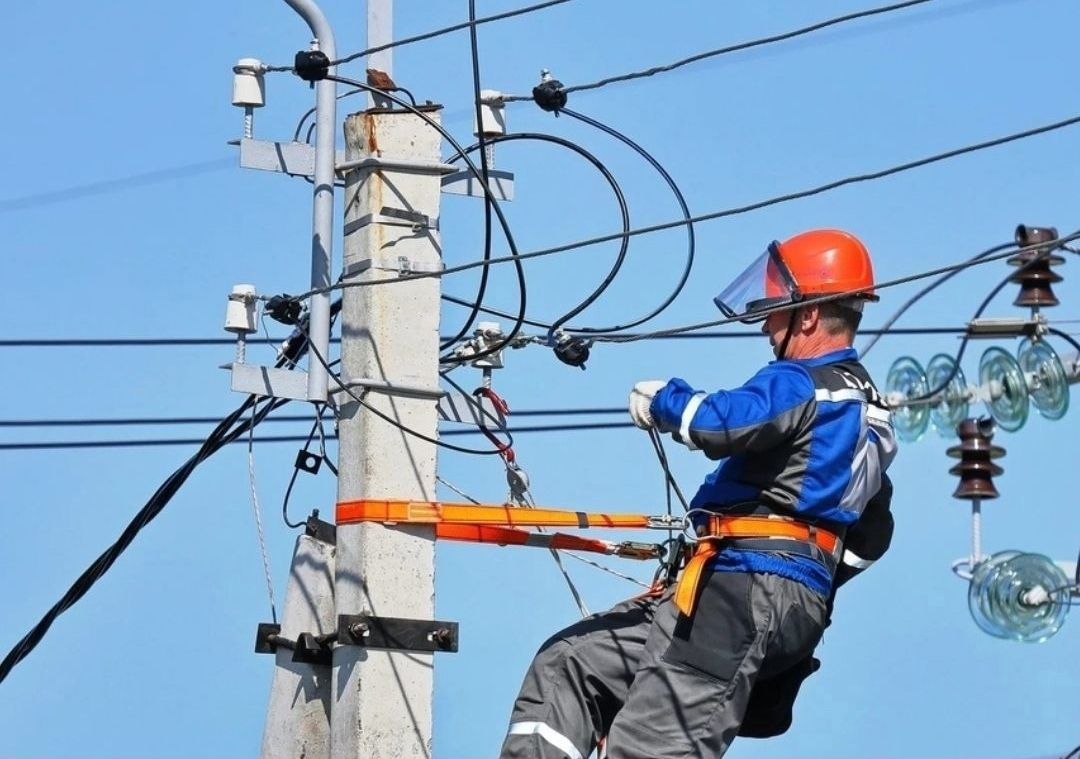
[
  {"x1": 261, "y1": 530, "x2": 335, "y2": 757},
  {"x1": 330, "y1": 107, "x2": 444, "y2": 756}
]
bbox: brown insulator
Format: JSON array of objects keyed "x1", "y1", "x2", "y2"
[
  {"x1": 946, "y1": 417, "x2": 1005, "y2": 500},
  {"x1": 1010, "y1": 225, "x2": 1065, "y2": 309}
]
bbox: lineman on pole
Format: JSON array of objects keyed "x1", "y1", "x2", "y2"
[{"x1": 501, "y1": 229, "x2": 898, "y2": 758}]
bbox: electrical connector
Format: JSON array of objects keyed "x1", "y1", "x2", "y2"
[
  {"x1": 294, "y1": 50, "x2": 331, "y2": 82},
  {"x1": 532, "y1": 69, "x2": 567, "y2": 113}
]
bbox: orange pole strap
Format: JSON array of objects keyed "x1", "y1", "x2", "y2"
[
  {"x1": 336, "y1": 499, "x2": 654, "y2": 530},
  {"x1": 434, "y1": 524, "x2": 617, "y2": 555}
]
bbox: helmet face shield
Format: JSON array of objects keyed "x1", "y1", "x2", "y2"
[{"x1": 713, "y1": 242, "x2": 799, "y2": 322}]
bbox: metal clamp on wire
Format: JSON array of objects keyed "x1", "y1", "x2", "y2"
[{"x1": 532, "y1": 69, "x2": 567, "y2": 113}]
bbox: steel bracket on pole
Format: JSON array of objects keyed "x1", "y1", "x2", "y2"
[
  {"x1": 305, "y1": 513, "x2": 337, "y2": 545},
  {"x1": 337, "y1": 614, "x2": 459, "y2": 653},
  {"x1": 441, "y1": 169, "x2": 515, "y2": 201},
  {"x1": 230, "y1": 363, "x2": 310, "y2": 401},
  {"x1": 255, "y1": 622, "x2": 335, "y2": 666}
]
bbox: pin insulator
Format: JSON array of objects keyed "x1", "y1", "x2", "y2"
[
  {"x1": 1010, "y1": 225, "x2": 1064, "y2": 309},
  {"x1": 946, "y1": 417, "x2": 1005, "y2": 500},
  {"x1": 294, "y1": 50, "x2": 331, "y2": 82}
]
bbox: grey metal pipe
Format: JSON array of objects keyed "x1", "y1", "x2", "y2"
[{"x1": 283, "y1": 0, "x2": 336, "y2": 403}]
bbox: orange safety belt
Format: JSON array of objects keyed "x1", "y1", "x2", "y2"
[
  {"x1": 673, "y1": 515, "x2": 841, "y2": 617},
  {"x1": 435, "y1": 523, "x2": 653, "y2": 558},
  {"x1": 337, "y1": 499, "x2": 657, "y2": 530}
]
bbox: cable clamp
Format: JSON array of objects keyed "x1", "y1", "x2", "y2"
[
  {"x1": 336, "y1": 156, "x2": 458, "y2": 176},
  {"x1": 342, "y1": 257, "x2": 445, "y2": 279},
  {"x1": 345, "y1": 206, "x2": 439, "y2": 234},
  {"x1": 332, "y1": 376, "x2": 446, "y2": 401}
]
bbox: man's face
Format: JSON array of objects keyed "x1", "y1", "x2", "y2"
[{"x1": 761, "y1": 309, "x2": 792, "y2": 358}]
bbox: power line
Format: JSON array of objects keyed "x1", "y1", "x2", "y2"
[
  {"x1": 0, "y1": 159, "x2": 233, "y2": 215},
  {"x1": 0, "y1": 407, "x2": 627, "y2": 429},
  {"x1": 505, "y1": 0, "x2": 934, "y2": 100},
  {"x1": 0, "y1": 422, "x2": 635, "y2": 451},
  {"x1": 296, "y1": 113, "x2": 1080, "y2": 299},
  {"x1": 0, "y1": 325, "x2": 970, "y2": 348},
  {"x1": 266, "y1": 0, "x2": 577, "y2": 72}
]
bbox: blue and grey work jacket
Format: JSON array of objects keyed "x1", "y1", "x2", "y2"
[{"x1": 650, "y1": 347, "x2": 897, "y2": 596}]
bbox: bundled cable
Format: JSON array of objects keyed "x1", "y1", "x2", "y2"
[{"x1": 0, "y1": 303, "x2": 338, "y2": 685}]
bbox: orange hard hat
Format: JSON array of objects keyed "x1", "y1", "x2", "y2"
[
  {"x1": 773, "y1": 228, "x2": 877, "y2": 300},
  {"x1": 715, "y1": 228, "x2": 877, "y2": 320}
]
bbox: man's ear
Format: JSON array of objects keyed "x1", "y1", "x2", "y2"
[{"x1": 800, "y1": 304, "x2": 820, "y2": 333}]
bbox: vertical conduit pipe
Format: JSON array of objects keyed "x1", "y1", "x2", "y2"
[{"x1": 282, "y1": 0, "x2": 336, "y2": 403}]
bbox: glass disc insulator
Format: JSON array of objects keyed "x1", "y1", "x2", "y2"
[
  {"x1": 1017, "y1": 339, "x2": 1069, "y2": 421},
  {"x1": 926, "y1": 353, "x2": 969, "y2": 437},
  {"x1": 968, "y1": 551, "x2": 1070, "y2": 643},
  {"x1": 979, "y1": 347, "x2": 1029, "y2": 432},
  {"x1": 886, "y1": 356, "x2": 929, "y2": 442}
]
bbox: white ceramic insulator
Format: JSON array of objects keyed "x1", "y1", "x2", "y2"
[
  {"x1": 233, "y1": 58, "x2": 266, "y2": 108},
  {"x1": 474, "y1": 90, "x2": 506, "y2": 137},
  {"x1": 226, "y1": 284, "x2": 257, "y2": 334}
]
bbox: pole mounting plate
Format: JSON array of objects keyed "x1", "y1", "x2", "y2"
[{"x1": 337, "y1": 614, "x2": 458, "y2": 653}]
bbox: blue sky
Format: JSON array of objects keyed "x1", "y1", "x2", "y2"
[{"x1": 1, "y1": 0, "x2": 1078, "y2": 756}]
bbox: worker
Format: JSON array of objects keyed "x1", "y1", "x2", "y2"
[{"x1": 501, "y1": 229, "x2": 897, "y2": 759}]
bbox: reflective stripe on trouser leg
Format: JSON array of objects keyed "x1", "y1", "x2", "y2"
[
  {"x1": 507, "y1": 722, "x2": 583, "y2": 759},
  {"x1": 500, "y1": 595, "x2": 658, "y2": 759},
  {"x1": 606, "y1": 572, "x2": 827, "y2": 759}
]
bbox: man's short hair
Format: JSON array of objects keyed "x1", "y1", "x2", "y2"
[{"x1": 817, "y1": 299, "x2": 863, "y2": 338}]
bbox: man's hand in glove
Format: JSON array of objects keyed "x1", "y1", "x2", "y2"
[{"x1": 628, "y1": 380, "x2": 667, "y2": 430}]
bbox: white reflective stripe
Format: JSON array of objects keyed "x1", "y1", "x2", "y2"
[
  {"x1": 815, "y1": 388, "x2": 867, "y2": 403},
  {"x1": 678, "y1": 392, "x2": 706, "y2": 450},
  {"x1": 867, "y1": 405, "x2": 892, "y2": 423},
  {"x1": 842, "y1": 549, "x2": 875, "y2": 570},
  {"x1": 507, "y1": 721, "x2": 583, "y2": 759}
]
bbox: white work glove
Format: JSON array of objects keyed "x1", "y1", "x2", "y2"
[{"x1": 628, "y1": 380, "x2": 667, "y2": 430}]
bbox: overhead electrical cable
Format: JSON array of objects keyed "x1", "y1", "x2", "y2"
[
  {"x1": 0, "y1": 301, "x2": 343, "y2": 685},
  {"x1": 591, "y1": 231, "x2": 1080, "y2": 344},
  {"x1": 901, "y1": 236, "x2": 1078, "y2": 403},
  {"x1": 323, "y1": 74, "x2": 529, "y2": 364},
  {"x1": 504, "y1": 0, "x2": 934, "y2": 100},
  {"x1": 0, "y1": 324, "x2": 976, "y2": 349},
  {"x1": 859, "y1": 241, "x2": 1016, "y2": 357},
  {"x1": 0, "y1": 159, "x2": 233, "y2": 215},
  {"x1": 293, "y1": 114, "x2": 1080, "y2": 300},
  {"x1": 441, "y1": 0, "x2": 500, "y2": 351},
  {"x1": 443, "y1": 130, "x2": 631, "y2": 353},
  {"x1": 266, "y1": 0, "x2": 577, "y2": 72},
  {"x1": 0, "y1": 422, "x2": 637, "y2": 452}
]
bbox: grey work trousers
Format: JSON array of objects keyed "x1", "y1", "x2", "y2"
[{"x1": 501, "y1": 569, "x2": 828, "y2": 759}]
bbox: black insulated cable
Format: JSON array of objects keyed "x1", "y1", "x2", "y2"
[
  {"x1": 440, "y1": 0, "x2": 499, "y2": 351},
  {"x1": 0, "y1": 300, "x2": 342, "y2": 685},
  {"x1": 859, "y1": 241, "x2": 1016, "y2": 358},
  {"x1": 320, "y1": 74, "x2": 529, "y2": 366},
  {"x1": 444, "y1": 131, "x2": 630, "y2": 351},
  {"x1": 505, "y1": 0, "x2": 934, "y2": 99},
  {"x1": 558, "y1": 108, "x2": 695, "y2": 334},
  {"x1": 294, "y1": 114, "x2": 1080, "y2": 301}
]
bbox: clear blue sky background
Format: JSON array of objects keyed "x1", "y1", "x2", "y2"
[{"x1": 1, "y1": 0, "x2": 1078, "y2": 756}]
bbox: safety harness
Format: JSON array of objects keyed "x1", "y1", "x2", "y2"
[{"x1": 336, "y1": 499, "x2": 842, "y2": 617}]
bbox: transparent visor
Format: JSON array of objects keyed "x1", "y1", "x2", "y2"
[{"x1": 713, "y1": 244, "x2": 798, "y2": 322}]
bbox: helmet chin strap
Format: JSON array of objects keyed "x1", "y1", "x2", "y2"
[{"x1": 776, "y1": 308, "x2": 798, "y2": 360}]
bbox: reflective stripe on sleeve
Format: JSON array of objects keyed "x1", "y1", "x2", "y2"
[
  {"x1": 507, "y1": 721, "x2": 583, "y2": 759},
  {"x1": 678, "y1": 392, "x2": 706, "y2": 451},
  {"x1": 842, "y1": 549, "x2": 875, "y2": 570}
]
